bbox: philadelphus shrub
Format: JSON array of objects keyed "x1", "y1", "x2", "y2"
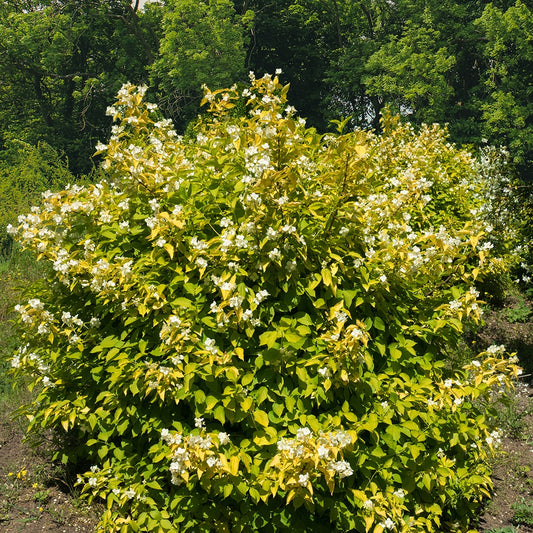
[{"x1": 9, "y1": 73, "x2": 521, "y2": 532}]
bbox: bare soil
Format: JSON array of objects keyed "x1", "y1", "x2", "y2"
[{"x1": 0, "y1": 405, "x2": 99, "y2": 532}]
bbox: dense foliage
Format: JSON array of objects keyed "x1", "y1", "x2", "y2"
[
  {"x1": 8, "y1": 76, "x2": 521, "y2": 532},
  {"x1": 0, "y1": 0, "x2": 159, "y2": 173}
]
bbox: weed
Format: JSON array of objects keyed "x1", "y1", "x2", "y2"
[
  {"x1": 503, "y1": 291, "x2": 533, "y2": 324},
  {"x1": 499, "y1": 400, "x2": 528, "y2": 440},
  {"x1": 32, "y1": 488, "x2": 50, "y2": 505},
  {"x1": 512, "y1": 498, "x2": 533, "y2": 526}
]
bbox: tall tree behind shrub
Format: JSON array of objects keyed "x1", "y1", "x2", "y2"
[
  {"x1": 0, "y1": 0, "x2": 160, "y2": 174},
  {"x1": 150, "y1": 0, "x2": 254, "y2": 131}
]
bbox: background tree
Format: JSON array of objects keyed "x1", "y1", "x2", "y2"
[
  {"x1": 476, "y1": 1, "x2": 533, "y2": 177},
  {"x1": 0, "y1": 0, "x2": 159, "y2": 173},
  {"x1": 150, "y1": 0, "x2": 253, "y2": 131}
]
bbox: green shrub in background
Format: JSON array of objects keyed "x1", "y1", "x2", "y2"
[
  {"x1": 0, "y1": 140, "x2": 74, "y2": 257},
  {"x1": 473, "y1": 144, "x2": 533, "y2": 303},
  {"x1": 8, "y1": 76, "x2": 522, "y2": 532}
]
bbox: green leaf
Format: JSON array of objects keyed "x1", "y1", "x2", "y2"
[
  {"x1": 214, "y1": 405, "x2": 226, "y2": 424},
  {"x1": 259, "y1": 330, "x2": 278, "y2": 349},
  {"x1": 253, "y1": 410, "x2": 269, "y2": 427}
]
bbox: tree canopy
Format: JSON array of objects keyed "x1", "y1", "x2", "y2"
[{"x1": 0, "y1": 0, "x2": 531, "y2": 177}]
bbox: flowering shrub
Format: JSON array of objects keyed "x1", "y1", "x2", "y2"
[{"x1": 8, "y1": 74, "x2": 521, "y2": 532}]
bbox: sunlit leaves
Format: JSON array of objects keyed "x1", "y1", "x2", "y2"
[{"x1": 7, "y1": 74, "x2": 522, "y2": 532}]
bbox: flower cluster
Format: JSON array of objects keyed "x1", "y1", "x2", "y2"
[
  {"x1": 322, "y1": 319, "x2": 371, "y2": 384},
  {"x1": 161, "y1": 422, "x2": 232, "y2": 486},
  {"x1": 269, "y1": 428, "x2": 354, "y2": 497}
]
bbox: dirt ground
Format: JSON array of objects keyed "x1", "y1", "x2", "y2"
[
  {"x1": 477, "y1": 381, "x2": 533, "y2": 532},
  {"x1": 1, "y1": 385, "x2": 533, "y2": 532},
  {"x1": 0, "y1": 413, "x2": 98, "y2": 532}
]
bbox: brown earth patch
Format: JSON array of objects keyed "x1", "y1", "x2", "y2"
[{"x1": 0, "y1": 401, "x2": 98, "y2": 532}]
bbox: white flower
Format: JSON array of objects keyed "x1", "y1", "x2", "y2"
[
  {"x1": 296, "y1": 427, "x2": 312, "y2": 442},
  {"x1": 28, "y1": 298, "x2": 43, "y2": 310},
  {"x1": 393, "y1": 489, "x2": 405, "y2": 498},
  {"x1": 99, "y1": 211, "x2": 113, "y2": 224},
  {"x1": 207, "y1": 456, "x2": 221, "y2": 468},
  {"x1": 317, "y1": 445, "x2": 329, "y2": 458},
  {"x1": 229, "y1": 295, "x2": 244, "y2": 309},
  {"x1": 350, "y1": 328, "x2": 364, "y2": 340},
  {"x1": 191, "y1": 237, "x2": 207, "y2": 251},
  {"x1": 254, "y1": 290, "x2": 269, "y2": 305},
  {"x1": 218, "y1": 432, "x2": 230, "y2": 445},
  {"x1": 449, "y1": 299, "x2": 462, "y2": 311},
  {"x1": 125, "y1": 489, "x2": 136, "y2": 500},
  {"x1": 88, "y1": 477, "x2": 98, "y2": 487},
  {"x1": 286, "y1": 259, "x2": 297, "y2": 273},
  {"x1": 220, "y1": 217, "x2": 233, "y2": 228},
  {"x1": 486, "y1": 344, "x2": 505, "y2": 355},
  {"x1": 298, "y1": 473, "x2": 309, "y2": 487},
  {"x1": 228, "y1": 261, "x2": 240, "y2": 272},
  {"x1": 281, "y1": 224, "x2": 296, "y2": 234},
  {"x1": 204, "y1": 338, "x2": 217, "y2": 355},
  {"x1": 220, "y1": 281, "x2": 236, "y2": 292},
  {"x1": 266, "y1": 227, "x2": 278, "y2": 240},
  {"x1": 335, "y1": 311, "x2": 348, "y2": 323},
  {"x1": 194, "y1": 417, "x2": 205, "y2": 429},
  {"x1": 235, "y1": 234, "x2": 248, "y2": 248},
  {"x1": 196, "y1": 257, "x2": 208, "y2": 269},
  {"x1": 331, "y1": 460, "x2": 353, "y2": 478},
  {"x1": 362, "y1": 499, "x2": 373, "y2": 510},
  {"x1": 42, "y1": 376, "x2": 54, "y2": 388},
  {"x1": 318, "y1": 367, "x2": 331, "y2": 378},
  {"x1": 380, "y1": 517, "x2": 395, "y2": 530},
  {"x1": 269, "y1": 248, "x2": 281, "y2": 261}
]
